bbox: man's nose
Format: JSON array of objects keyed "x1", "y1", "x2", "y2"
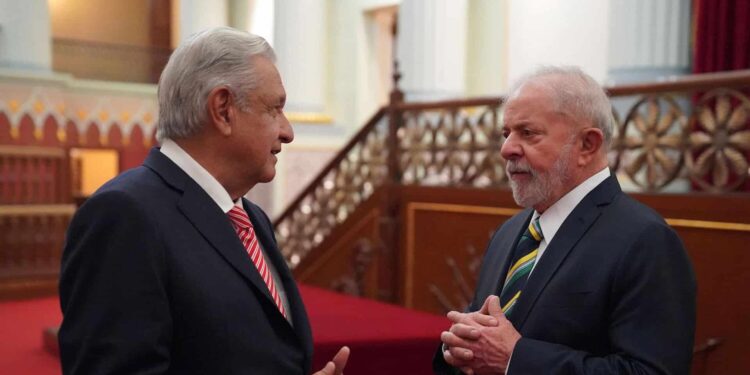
[
  {"x1": 280, "y1": 114, "x2": 294, "y2": 143},
  {"x1": 500, "y1": 134, "x2": 521, "y2": 160}
]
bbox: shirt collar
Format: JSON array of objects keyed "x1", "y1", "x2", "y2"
[
  {"x1": 159, "y1": 139, "x2": 238, "y2": 214},
  {"x1": 536, "y1": 167, "x2": 610, "y2": 243}
]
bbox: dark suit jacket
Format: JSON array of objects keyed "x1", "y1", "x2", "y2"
[
  {"x1": 59, "y1": 149, "x2": 313, "y2": 375},
  {"x1": 434, "y1": 176, "x2": 696, "y2": 374}
]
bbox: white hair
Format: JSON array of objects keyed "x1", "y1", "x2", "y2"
[
  {"x1": 503, "y1": 66, "x2": 614, "y2": 148},
  {"x1": 156, "y1": 26, "x2": 276, "y2": 140}
]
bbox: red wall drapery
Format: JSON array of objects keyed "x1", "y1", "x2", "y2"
[{"x1": 693, "y1": 0, "x2": 750, "y2": 73}]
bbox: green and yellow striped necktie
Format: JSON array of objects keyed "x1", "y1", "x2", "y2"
[{"x1": 499, "y1": 217, "x2": 543, "y2": 317}]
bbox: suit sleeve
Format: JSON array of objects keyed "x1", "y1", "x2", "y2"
[
  {"x1": 508, "y1": 222, "x2": 696, "y2": 374},
  {"x1": 59, "y1": 190, "x2": 172, "y2": 375}
]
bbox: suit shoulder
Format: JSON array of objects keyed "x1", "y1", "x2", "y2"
[
  {"x1": 76, "y1": 166, "x2": 172, "y2": 220},
  {"x1": 89, "y1": 165, "x2": 174, "y2": 202},
  {"x1": 608, "y1": 193, "x2": 670, "y2": 230},
  {"x1": 605, "y1": 193, "x2": 687, "y2": 260}
]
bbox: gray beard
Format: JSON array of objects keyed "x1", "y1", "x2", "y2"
[{"x1": 507, "y1": 143, "x2": 574, "y2": 208}]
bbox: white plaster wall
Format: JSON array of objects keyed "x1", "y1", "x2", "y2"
[
  {"x1": 275, "y1": 0, "x2": 328, "y2": 113},
  {"x1": 328, "y1": 0, "x2": 400, "y2": 130},
  {"x1": 466, "y1": 0, "x2": 508, "y2": 96},
  {"x1": 608, "y1": 0, "x2": 690, "y2": 70},
  {"x1": 178, "y1": 0, "x2": 228, "y2": 41},
  {"x1": 397, "y1": 0, "x2": 468, "y2": 101},
  {"x1": 248, "y1": 0, "x2": 275, "y2": 45},
  {"x1": 507, "y1": 0, "x2": 610, "y2": 83},
  {"x1": 0, "y1": 0, "x2": 51, "y2": 71}
]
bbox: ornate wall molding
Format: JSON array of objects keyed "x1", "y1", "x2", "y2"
[{"x1": 0, "y1": 69, "x2": 158, "y2": 145}]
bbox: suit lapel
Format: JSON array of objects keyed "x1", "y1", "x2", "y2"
[
  {"x1": 245, "y1": 201, "x2": 313, "y2": 368},
  {"x1": 512, "y1": 176, "x2": 622, "y2": 329},
  {"x1": 143, "y1": 149, "x2": 277, "y2": 313},
  {"x1": 245, "y1": 202, "x2": 309, "y2": 330},
  {"x1": 178, "y1": 185, "x2": 278, "y2": 305},
  {"x1": 487, "y1": 210, "x2": 534, "y2": 300}
]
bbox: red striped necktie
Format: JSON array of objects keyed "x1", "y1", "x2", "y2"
[{"x1": 227, "y1": 206, "x2": 287, "y2": 318}]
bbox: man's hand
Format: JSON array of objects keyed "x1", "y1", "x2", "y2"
[
  {"x1": 313, "y1": 346, "x2": 350, "y2": 375},
  {"x1": 441, "y1": 295, "x2": 522, "y2": 375},
  {"x1": 440, "y1": 300, "x2": 499, "y2": 372}
]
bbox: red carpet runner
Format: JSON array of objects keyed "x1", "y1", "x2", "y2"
[{"x1": 0, "y1": 285, "x2": 449, "y2": 374}]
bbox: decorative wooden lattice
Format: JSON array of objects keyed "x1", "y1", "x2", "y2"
[
  {"x1": 613, "y1": 89, "x2": 750, "y2": 192},
  {"x1": 399, "y1": 100, "x2": 506, "y2": 187},
  {"x1": 275, "y1": 112, "x2": 389, "y2": 266}
]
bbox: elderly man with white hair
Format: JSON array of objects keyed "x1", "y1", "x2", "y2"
[
  {"x1": 59, "y1": 27, "x2": 348, "y2": 375},
  {"x1": 434, "y1": 66, "x2": 696, "y2": 375}
]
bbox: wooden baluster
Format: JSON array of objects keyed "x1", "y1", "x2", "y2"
[
  {"x1": 34, "y1": 215, "x2": 44, "y2": 272},
  {"x1": 19, "y1": 157, "x2": 26, "y2": 204},
  {"x1": 33, "y1": 157, "x2": 41, "y2": 204},
  {"x1": 0, "y1": 216, "x2": 7, "y2": 272},
  {"x1": 10, "y1": 158, "x2": 19, "y2": 204},
  {"x1": 22, "y1": 215, "x2": 32, "y2": 274},
  {"x1": 7, "y1": 216, "x2": 20, "y2": 275},
  {"x1": 25, "y1": 157, "x2": 33, "y2": 204},
  {"x1": 47, "y1": 156, "x2": 57, "y2": 204},
  {"x1": 39, "y1": 158, "x2": 48, "y2": 204},
  {"x1": 26, "y1": 214, "x2": 36, "y2": 272},
  {"x1": 54, "y1": 157, "x2": 63, "y2": 204},
  {"x1": 45, "y1": 214, "x2": 55, "y2": 275},
  {"x1": 47, "y1": 157, "x2": 55, "y2": 204},
  {"x1": 52, "y1": 214, "x2": 66, "y2": 268},
  {"x1": 0, "y1": 155, "x2": 6, "y2": 204}
]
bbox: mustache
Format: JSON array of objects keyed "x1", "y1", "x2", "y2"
[{"x1": 506, "y1": 160, "x2": 535, "y2": 175}]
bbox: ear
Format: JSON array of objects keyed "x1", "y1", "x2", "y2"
[
  {"x1": 206, "y1": 86, "x2": 235, "y2": 136},
  {"x1": 577, "y1": 127, "x2": 604, "y2": 166}
]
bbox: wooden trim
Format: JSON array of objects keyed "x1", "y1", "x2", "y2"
[
  {"x1": 666, "y1": 218, "x2": 750, "y2": 232},
  {"x1": 403, "y1": 202, "x2": 521, "y2": 308},
  {"x1": 396, "y1": 97, "x2": 503, "y2": 111},
  {"x1": 406, "y1": 202, "x2": 522, "y2": 216},
  {"x1": 0, "y1": 204, "x2": 76, "y2": 216},
  {"x1": 0, "y1": 145, "x2": 66, "y2": 158},
  {"x1": 606, "y1": 69, "x2": 750, "y2": 96},
  {"x1": 0, "y1": 277, "x2": 58, "y2": 300}
]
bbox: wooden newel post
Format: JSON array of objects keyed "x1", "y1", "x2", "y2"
[
  {"x1": 376, "y1": 14, "x2": 405, "y2": 303},
  {"x1": 387, "y1": 69, "x2": 404, "y2": 185}
]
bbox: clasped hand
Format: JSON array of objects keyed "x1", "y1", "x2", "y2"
[{"x1": 440, "y1": 295, "x2": 521, "y2": 375}]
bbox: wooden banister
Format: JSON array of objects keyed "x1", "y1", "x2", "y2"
[{"x1": 273, "y1": 108, "x2": 386, "y2": 227}]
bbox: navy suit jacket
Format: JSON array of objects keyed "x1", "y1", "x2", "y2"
[
  {"x1": 59, "y1": 149, "x2": 313, "y2": 374},
  {"x1": 434, "y1": 176, "x2": 696, "y2": 374}
]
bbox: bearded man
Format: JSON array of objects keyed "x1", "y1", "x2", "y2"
[{"x1": 433, "y1": 66, "x2": 696, "y2": 375}]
